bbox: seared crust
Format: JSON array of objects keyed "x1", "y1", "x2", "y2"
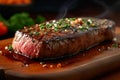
[{"x1": 12, "y1": 18, "x2": 115, "y2": 59}]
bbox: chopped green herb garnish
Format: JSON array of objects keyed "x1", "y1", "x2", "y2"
[
  {"x1": 38, "y1": 18, "x2": 97, "y2": 33},
  {"x1": 62, "y1": 24, "x2": 70, "y2": 29},
  {"x1": 79, "y1": 26, "x2": 89, "y2": 31},
  {"x1": 8, "y1": 44, "x2": 13, "y2": 51},
  {"x1": 112, "y1": 43, "x2": 118, "y2": 48},
  {"x1": 29, "y1": 31, "x2": 33, "y2": 36},
  {"x1": 87, "y1": 19, "x2": 92, "y2": 24},
  {"x1": 90, "y1": 23, "x2": 96, "y2": 27},
  {"x1": 39, "y1": 24, "x2": 45, "y2": 30},
  {"x1": 69, "y1": 18, "x2": 76, "y2": 21},
  {"x1": 46, "y1": 23, "x2": 53, "y2": 28},
  {"x1": 34, "y1": 31, "x2": 40, "y2": 35},
  {"x1": 54, "y1": 27, "x2": 58, "y2": 31},
  {"x1": 87, "y1": 21, "x2": 90, "y2": 25}
]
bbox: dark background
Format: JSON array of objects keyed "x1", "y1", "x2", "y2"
[
  {"x1": 0, "y1": 0, "x2": 120, "y2": 39},
  {"x1": 0, "y1": 0, "x2": 120, "y2": 18}
]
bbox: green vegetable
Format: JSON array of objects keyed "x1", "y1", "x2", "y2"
[
  {"x1": 0, "y1": 13, "x2": 46, "y2": 34},
  {"x1": 8, "y1": 13, "x2": 35, "y2": 33},
  {"x1": 0, "y1": 15, "x2": 9, "y2": 26}
]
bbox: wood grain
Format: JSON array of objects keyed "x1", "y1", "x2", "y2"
[{"x1": 0, "y1": 28, "x2": 120, "y2": 80}]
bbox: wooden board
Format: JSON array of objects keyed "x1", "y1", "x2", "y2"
[{"x1": 0, "y1": 28, "x2": 120, "y2": 80}]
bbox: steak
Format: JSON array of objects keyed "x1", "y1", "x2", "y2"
[{"x1": 12, "y1": 18, "x2": 115, "y2": 59}]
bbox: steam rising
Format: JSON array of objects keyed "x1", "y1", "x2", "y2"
[
  {"x1": 57, "y1": 0, "x2": 120, "y2": 19},
  {"x1": 57, "y1": 0, "x2": 78, "y2": 19},
  {"x1": 94, "y1": 0, "x2": 120, "y2": 18}
]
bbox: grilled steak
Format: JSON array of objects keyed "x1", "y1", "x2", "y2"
[{"x1": 12, "y1": 18, "x2": 115, "y2": 59}]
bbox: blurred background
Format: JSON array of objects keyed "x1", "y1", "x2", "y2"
[{"x1": 0, "y1": 0, "x2": 120, "y2": 39}]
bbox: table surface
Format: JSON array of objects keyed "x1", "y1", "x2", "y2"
[
  {"x1": 0, "y1": 28, "x2": 120, "y2": 80},
  {"x1": 94, "y1": 27, "x2": 120, "y2": 80}
]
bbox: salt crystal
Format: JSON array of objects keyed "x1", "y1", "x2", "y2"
[
  {"x1": 25, "y1": 64, "x2": 29, "y2": 67},
  {"x1": 42, "y1": 64, "x2": 47, "y2": 68},
  {"x1": 98, "y1": 49, "x2": 101, "y2": 52},
  {"x1": 57, "y1": 63, "x2": 62, "y2": 68},
  {"x1": 0, "y1": 51, "x2": 2, "y2": 54},
  {"x1": 5, "y1": 46, "x2": 8, "y2": 50},
  {"x1": 113, "y1": 38, "x2": 117, "y2": 42}
]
